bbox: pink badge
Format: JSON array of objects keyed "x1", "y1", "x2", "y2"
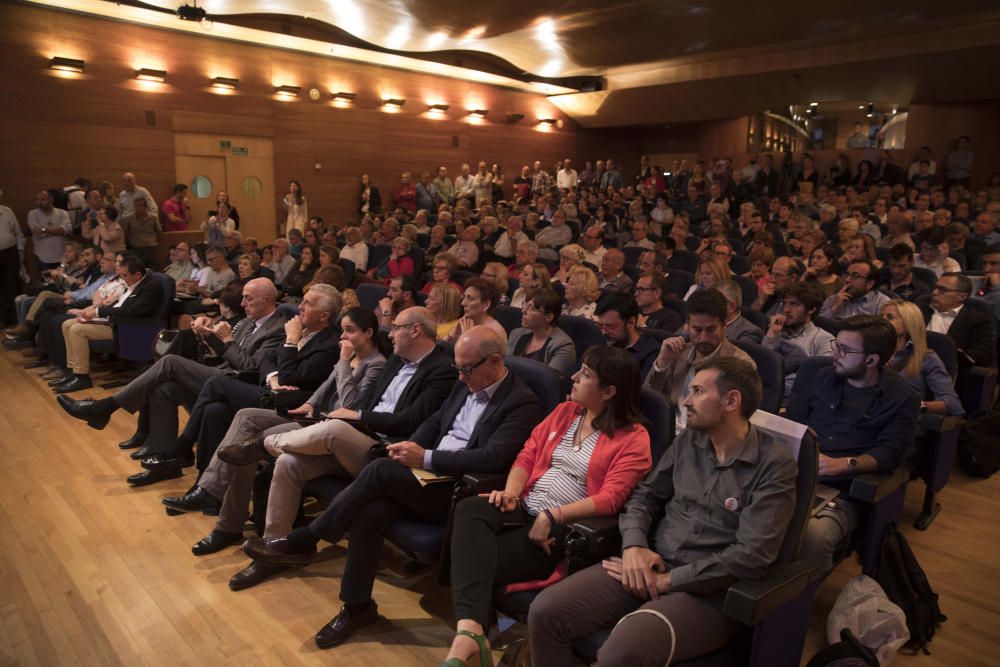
[{"x1": 724, "y1": 497, "x2": 739, "y2": 512}]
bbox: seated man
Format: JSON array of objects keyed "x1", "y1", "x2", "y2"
[
  {"x1": 878, "y1": 243, "x2": 931, "y2": 303},
  {"x1": 913, "y1": 226, "x2": 961, "y2": 278},
  {"x1": 750, "y1": 256, "x2": 802, "y2": 318},
  {"x1": 50, "y1": 255, "x2": 166, "y2": 393},
  {"x1": 376, "y1": 274, "x2": 418, "y2": 328},
  {"x1": 243, "y1": 327, "x2": 542, "y2": 646},
  {"x1": 924, "y1": 272, "x2": 995, "y2": 369},
  {"x1": 528, "y1": 357, "x2": 797, "y2": 666},
  {"x1": 595, "y1": 292, "x2": 660, "y2": 378},
  {"x1": 645, "y1": 288, "x2": 755, "y2": 432},
  {"x1": 598, "y1": 249, "x2": 634, "y2": 294},
  {"x1": 187, "y1": 306, "x2": 457, "y2": 579},
  {"x1": 971, "y1": 244, "x2": 1000, "y2": 335},
  {"x1": 761, "y1": 281, "x2": 835, "y2": 402},
  {"x1": 56, "y1": 278, "x2": 286, "y2": 477},
  {"x1": 634, "y1": 273, "x2": 682, "y2": 333},
  {"x1": 163, "y1": 241, "x2": 194, "y2": 283},
  {"x1": 819, "y1": 260, "x2": 891, "y2": 320},
  {"x1": 716, "y1": 279, "x2": 764, "y2": 344},
  {"x1": 787, "y1": 315, "x2": 920, "y2": 574},
  {"x1": 135, "y1": 284, "x2": 343, "y2": 485}
]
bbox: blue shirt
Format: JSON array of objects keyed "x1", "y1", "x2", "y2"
[
  {"x1": 422, "y1": 371, "x2": 507, "y2": 469},
  {"x1": 70, "y1": 272, "x2": 114, "y2": 303},
  {"x1": 890, "y1": 342, "x2": 964, "y2": 416}
]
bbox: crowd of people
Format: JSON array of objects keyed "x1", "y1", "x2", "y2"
[{"x1": 0, "y1": 143, "x2": 998, "y2": 665}]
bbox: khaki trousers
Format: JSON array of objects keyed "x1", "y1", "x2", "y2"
[{"x1": 62, "y1": 318, "x2": 113, "y2": 374}]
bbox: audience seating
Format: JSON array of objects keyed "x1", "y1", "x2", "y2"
[
  {"x1": 734, "y1": 341, "x2": 785, "y2": 414},
  {"x1": 911, "y1": 266, "x2": 938, "y2": 289},
  {"x1": 622, "y1": 246, "x2": 645, "y2": 268},
  {"x1": 732, "y1": 275, "x2": 759, "y2": 308},
  {"x1": 367, "y1": 243, "x2": 392, "y2": 270},
  {"x1": 491, "y1": 306, "x2": 522, "y2": 335},
  {"x1": 452, "y1": 269, "x2": 477, "y2": 286},
  {"x1": 741, "y1": 307, "x2": 768, "y2": 331},
  {"x1": 662, "y1": 296, "x2": 687, "y2": 323},
  {"x1": 337, "y1": 258, "x2": 357, "y2": 288},
  {"x1": 558, "y1": 315, "x2": 605, "y2": 372},
  {"x1": 730, "y1": 254, "x2": 750, "y2": 275},
  {"x1": 667, "y1": 249, "x2": 699, "y2": 273},
  {"x1": 356, "y1": 283, "x2": 388, "y2": 311},
  {"x1": 664, "y1": 269, "x2": 695, "y2": 298}
]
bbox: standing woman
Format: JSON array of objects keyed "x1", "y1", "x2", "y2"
[
  {"x1": 491, "y1": 163, "x2": 505, "y2": 204},
  {"x1": 98, "y1": 180, "x2": 117, "y2": 208},
  {"x1": 283, "y1": 180, "x2": 308, "y2": 235},
  {"x1": 216, "y1": 192, "x2": 240, "y2": 229},
  {"x1": 393, "y1": 172, "x2": 417, "y2": 215},
  {"x1": 358, "y1": 174, "x2": 381, "y2": 217},
  {"x1": 82, "y1": 205, "x2": 126, "y2": 256},
  {"x1": 442, "y1": 346, "x2": 651, "y2": 665}
]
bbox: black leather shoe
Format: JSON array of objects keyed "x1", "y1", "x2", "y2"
[
  {"x1": 141, "y1": 453, "x2": 195, "y2": 471},
  {"x1": 130, "y1": 444, "x2": 156, "y2": 460},
  {"x1": 22, "y1": 358, "x2": 49, "y2": 370},
  {"x1": 216, "y1": 437, "x2": 265, "y2": 466},
  {"x1": 118, "y1": 431, "x2": 148, "y2": 450},
  {"x1": 126, "y1": 467, "x2": 183, "y2": 486},
  {"x1": 314, "y1": 602, "x2": 380, "y2": 649},
  {"x1": 56, "y1": 395, "x2": 111, "y2": 430},
  {"x1": 162, "y1": 487, "x2": 221, "y2": 515},
  {"x1": 228, "y1": 560, "x2": 290, "y2": 591},
  {"x1": 191, "y1": 530, "x2": 244, "y2": 556},
  {"x1": 48, "y1": 374, "x2": 73, "y2": 387},
  {"x1": 2, "y1": 338, "x2": 31, "y2": 350},
  {"x1": 242, "y1": 537, "x2": 317, "y2": 565},
  {"x1": 53, "y1": 376, "x2": 92, "y2": 393}
]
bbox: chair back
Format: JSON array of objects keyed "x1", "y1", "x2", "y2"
[
  {"x1": 667, "y1": 249, "x2": 699, "y2": 273},
  {"x1": 734, "y1": 340, "x2": 785, "y2": 414},
  {"x1": 925, "y1": 331, "x2": 958, "y2": 380},
  {"x1": 367, "y1": 243, "x2": 392, "y2": 270},
  {"x1": 337, "y1": 258, "x2": 357, "y2": 288},
  {"x1": 729, "y1": 254, "x2": 750, "y2": 275},
  {"x1": 640, "y1": 387, "x2": 675, "y2": 463},
  {"x1": 409, "y1": 247, "x2": 425, "y2": 274},
  {"x1": 276, "y1": 302, "x2": 300, "y2": 319},
  {"x1": 150, "y1": 271, "x2": 176, "y2": 321},
  {"x1": 791, "y1": 356, "x2": 834, "y2": 395},
  {"x1": 732, "y1": 274, "x2": 758, "y2": 308},
  {"x1": 452, "y1": 269, "x2": 477, "y2": 287},
  {"x1": 814, "y1": 315, "x2": 842, "y2": 336},
  {"x1": 356, "y1": 283, "x2": 388, "y2": 311},
  {"x1": 662, "y1": 296, "x2": 687, "y2": 323},
  {"x1": 965, "y1": 296, "x2": 991, "y2": 318},
  {"x1": 911, "y1": 266, "x2": 938, "y2": 289},
  {"x1": 506, "y1": 356, "x2": 564, "y2": 415},
  {"x1": 664, "y1": 269, "x2": 694, "y2": 298},
  {"x1": 492, "y1": 306, "x2": 523, "y2": 335},
  {"x1": 741, "y1": 307, "x2": 768, "y2": 331},
  {"x1": 622, "y1": 246, "x2": 645, "y2": 267},
  {"x1": 559, "y1": 315, "x2": 605, "y2": 365}
]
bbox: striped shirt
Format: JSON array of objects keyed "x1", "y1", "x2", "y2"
[{"x1": 523, "y1": 415, "x2": 598, "y2": 517}]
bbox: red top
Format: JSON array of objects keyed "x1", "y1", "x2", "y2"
[
  {"x1": 382, "y1": 255, "x2": 415, "y2": 286},
  {"x1": 393, "y1": 184, "x2": 417, "y2": 212},
  {"x1": 514, "y1": 401, "x2": 652, "y2": 516}
]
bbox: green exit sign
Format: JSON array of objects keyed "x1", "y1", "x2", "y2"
[{"x1": 231, "y1": 146, "x2": 249, "y2": 156}]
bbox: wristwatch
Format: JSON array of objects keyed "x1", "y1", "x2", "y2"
[{"x1": 846, "y1": 457, "x2": 859, "y2": 474}]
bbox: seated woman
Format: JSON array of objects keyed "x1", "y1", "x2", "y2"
[
  {"x1": 283, "y1": 244, "x2": 320, "y2": 298},
  {"x1": 839, "y1": 233, "x2": 884, "y2": 272},
  {"x1": 481, "y1": 262, "x2": 510, "y2": 306},
  {"x1": 306, "y1": 264, "x2": 359, "y2": 311},
  {"x1": 882, "y1": 300, "x2": 964, "y2": 416},
  {"x1": 746, "y1": 246, "x2": 775, "y2": 293},
  {"x1": 421, "y1": 251, "x2": 462, "y2": 295},
  {"x1": 803, "y1": 244, "x2": 843, "y2": 300},
  {"x1": 506, "y1": 287, "x2": 576, "y2": 375},
  {"x1": 683, "y1": 256, "x2": 731, "y2": 301},
  {"x1": 369, "y1": 237, "x2": 415, "y2": 286},
  {"x1": 551, "y1": 244, "x2": 585, "y2": 286},
  {"x1": 445, "y1": 277, "x2": 508, "y2": 344},
  {"x1": 318, "y1": 244, "x2": 340, "y2": 269},
  {"x1": 836, "y1": 217, "x2": 860, "y2": 255},
  {"x1": 426, "y1": 282, "x2": 463, "y2": 340},
  {"x1": 235, "y1": 253, "x2": 263, "y2": 286},
  {"x1": 442, "y1": 346, "x2": 651, "y2": 666},
  {"x1": 510, "y1": 262, "x2": 551, "y2": 309},
  {"x1": 562, "y1": 265, "x2": 601, "y2": 320}
]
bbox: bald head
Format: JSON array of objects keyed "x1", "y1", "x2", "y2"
[
  {"x1": 456, "y1": 326, "x2": 507, "y2": 391},
  {"x1": 242, "y1": 278, "x2": 278, "y2": 319}
]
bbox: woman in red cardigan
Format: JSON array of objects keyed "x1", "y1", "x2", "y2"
[{"x1": 441, "y1": 346, "x2": 652, "y2": 667}]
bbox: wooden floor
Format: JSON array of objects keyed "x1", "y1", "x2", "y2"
[{"x1": 1, "y1": 349, "x2": 998, "y2": 667}]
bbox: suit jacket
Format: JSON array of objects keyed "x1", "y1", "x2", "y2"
[
  {"x1": 922, "y1": 304, "x2": 996, "y2": 368},
  {"x1": 726, "y1": 315, "x2": 764, "y2": 345},
  {"x1": 360, "y1": 345, "x2": 459, "y2": 437},
  {"x1": 204, "y1": 310, "x2": 287, "y2": 373},
  {"x1": 410, "y1": 372, "x2": 542, "y2": 476},
  {"x1": 259, "y1": 324, "x2": 339, "y2": 389},
  {"x1": 95, "y1": 272, "x2": 164, "y2": 321}
]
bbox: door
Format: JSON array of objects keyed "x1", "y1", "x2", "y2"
[{"x1": 174, "y1": 133, "x2": 277, "y2": 242}]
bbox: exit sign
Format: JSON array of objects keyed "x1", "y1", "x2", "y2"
[{"x1": 231, "y1": 146, "x2": 249, "y2": 156}]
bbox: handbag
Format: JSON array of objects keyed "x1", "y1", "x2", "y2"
[{"x1": 153, "y1": 328, "x2": 198, "y2": 361}]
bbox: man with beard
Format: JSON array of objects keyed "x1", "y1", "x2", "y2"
[
  {"x1": 594, "y1": 293, "x2": 660, "y2": 378},
  {"x1": 786, "y1": 315, "x2": 920, "y2": 574},
  {"x1": 761, "y1": 281, "x2": 834, "y2": 403}
]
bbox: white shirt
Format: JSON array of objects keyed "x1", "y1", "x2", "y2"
[
  {"x1": 583, "y1": 246, "x2": 607, "y2": 267},
  {"x1": 928, "y1": 304, "x2": 963, "y2": 335},
  {"x1": 556, "y1": 169, "x2": 579, "y2": 190},
  {"x1": 340, "y1": 242, "x2": 369, "y2": 272},
  {"x1": 914, "y1": 255, "x2": 961, "y2": 278},
  {"x1": 0, "y1": 205, "x2": 23, "y2": 252}
]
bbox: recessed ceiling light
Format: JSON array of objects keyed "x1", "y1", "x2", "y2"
[
  {"x1": 136, "y1": 68, "x2": 167, "y2": 82},
  {"x1": 382, "y1": 98, "x2": 406, "y2": 108},
  {"x1": 275, "y1": 84, "x2": 301, "y2": 97},
  {"x1": 211, "y1": 76, "x2": 238, "y2": 89},
  {"x1": 50, "y1": 57, "x2": 84, "y2": 73}
]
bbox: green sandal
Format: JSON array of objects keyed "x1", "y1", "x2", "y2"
[{"x1": 440, "y1": 629, "x2": 493, "y2": 667}]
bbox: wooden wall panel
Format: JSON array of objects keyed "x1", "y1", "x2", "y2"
[{"x1": 905, "y1": 102, "x2": 1000, "y2": 190}]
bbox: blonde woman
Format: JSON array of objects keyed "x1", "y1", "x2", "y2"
[
  {"x1": 684, "y1": 256, "x2": 732, "y2": 301},
  {"x1": 511, "y1": 262, "x2": 552, "y2": 309},
  {"x1": 552, "y1": 244, "x2": 585, "y2": 285},
  {"x1": 562, "y1": 265, "x2": 601, "y2": 320},
  {"x1": 882, "y1": 300, "x2": 963, "y2": 416},
  {"x1": 427, "y1": 283, "x2": 462, "y2": 340},
  {"x1": 481, "y1": 262, "x2": 510, "y2": 305}
]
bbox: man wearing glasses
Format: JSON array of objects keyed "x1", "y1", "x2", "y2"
[
  {"x1": 244, "y1": 327, "x2": 542, "y2": 648},
  {"x1": 750, "y1": 256, "x2": 802, "y2": 317},
  {"x1": 595, "y1": 293, "x2": 661, "y2": 378},
  {"x1": 819, "y1": 260, "x2": 890, "y2": 320},
  {"x1": 923, "y1": 272, "x2": 995, "y2": 368},
  {"x1": 634, "y1": 274, "x2": 682, "y2": 333},
  {"x1": 786, "y1": 315, "x2": 920, "y2": 574}
]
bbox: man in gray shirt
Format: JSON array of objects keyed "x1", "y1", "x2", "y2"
[
  {"x1": 529, "y1": 357, "x2": 797, "y2": 666},
  {"x1": 819, "y1": 260, "x2": 890, "y2": 319},
  {"x1": 116, "y1": 171, "x2": 158, "y2": 218},
  {"x1": 762, "y1": 281, "x2": 834, "y2": 402},
  {"x1": 27, "y1": 190, "x2": 73, "y2": 271}
]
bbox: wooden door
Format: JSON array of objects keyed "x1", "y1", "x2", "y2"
[
  {"x1": 226, "y1": 154, "x2": 276, "y2": 242},
  {"x1": 174, "y1": 155, "x2": 227, "y2": 230}
]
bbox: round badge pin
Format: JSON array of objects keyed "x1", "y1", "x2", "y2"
[{"x1": 724, "y1": 497, "x2": 739, "y2": 512}]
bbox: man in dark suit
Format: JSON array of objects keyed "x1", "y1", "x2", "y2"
[
  {"x1": 135, "y1": 284, "x2": 343, "y2": 485},
  {"x1": 924, "y1": 272, "x2": 995, "y2": 368},
  {"x1": 595, "y1": 292, "x2": 660, "y2": 378},
  {"x1": 56, "y1": 278, "x2": 286, "y2": 482},
  {"x1": 48, "y1": 254, "x2": 165, "y2": 393},
  {"x1": 244, "y1": 326, "x2": 542, "y2": 649},
  {"x1": 197, "y1": 306, "x2": 457, "y2": 581}
]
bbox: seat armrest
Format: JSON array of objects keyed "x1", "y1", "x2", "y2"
[
  {"x1": 967, "y1": 365, "x2": 998, "y2": 379},
  {"x1": 564, "y1": 516, "x2": 621, "y2": 562},
  {"x1": 848, "y1": 468, "x2": 908, "y2": 504},
  {"x1": 919, "y1": 413, "x2": 964, "y2": 433},
  {"x1": 722, "y1": 560, "x2": 813, "y2": 625},
  {"x1": 236, "y1": 370, "x2": 260, "y2": 384},
  {"x1": 459, "y1": 472, "x2": 507, "y2": 494},
  {"x1": 112, "y1": 316, "x2": 165, "y2": 327}
]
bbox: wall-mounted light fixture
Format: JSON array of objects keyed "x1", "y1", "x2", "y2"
[
  {"x1": 505, "y1": 113, "x2": 525, "y2": 123},
  {"x1": 537, "y1": 117, "x2": 557, "y2": 126},
  {"x1": 332, "y1": 92, "x2": 357, "y2": 104},
  {"x1": 428, "y1": 103, "x2": 450, "y2": 113},
  {"x1": 467, "y1": 109, "x2": 488, "y2": 119},
  {"x1": 211, "y1": 76, "x2": 239, "y2": 90},
  {"x1": 50, "y1": 57, "x2": 85, "y2": 73},
  {"x1": 136, "y1": 67, "x2": 167, "y2": 82},
  {"x1": 275, "y1": 84, "x2": 301, "y2": 97},
  {"x1": 382, "y1": 98, "x2": 406, "y2": 109}
]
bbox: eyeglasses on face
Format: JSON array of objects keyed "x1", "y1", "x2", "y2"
[
  {"x1": 830, "y1": 340, "x2": 865, "y2": 357},
  {"x1": 930, "y1": 285, "x2": 964, "y2": 294},
  {"x1": 451, "y1": 356, "x2": 489, "y2": 376},
  {"x1": 389, "y1": 321, "x2": 417, "y2": 331}
]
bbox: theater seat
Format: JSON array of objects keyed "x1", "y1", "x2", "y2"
[
  {"x1": 559, "y1": 315, "x2": 604, "y2": 372},
  {"x1": 491, "y1": 306, "x2": 522, "y2": 335},
  {"x1": 356, "y1": 283, "x2": 388, "y2": 311},
  {"x1": 734, "y1": 341, "x2": 784, "y2": 414},
  {"x1": 667, "y1": 249, "x2": 699, "y2": 273},
  {"x1": 732, "y1": 274, "x2": 758, "y2": 308}
]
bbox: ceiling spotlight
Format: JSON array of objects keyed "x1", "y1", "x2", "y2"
[
  {"x1": 382, "y1": 98, "x2": 406, "y2": 109},
  {"x1": 858, "y1": 105, "x2": 865, "y2": 110},
  {"x1": 176, "y1": 3, "x2": 207, "y2": 21},
  {"x1": 135, "y1": 68, "x2": 167, "y2": 82},
  {"x1": 537, "y1": 118, "x2": 557, "y2": 126},
  {"x1": 50, "y1": 57, "x2": 84, "y2": 73},
  {"x1": 809, "y1": 101, "x2": 819, "y2": 107},
  {"x1": 866, "y1": 112, "x2": 873, "y2": 118},
  {"x1": 211, "y1": 76, "x2": 238, "y2": 89},
  {"x1": 428, "y1": 103, "x2": 450, "y2": 113},
  {"x1": 275, "y1": 84, "x2": 301, "y2": 97},
  {"x1": 333, "y1": 91, "x2": 357, "y2": 103},
  {"x1": 506, "y1": 113, "x2": 525, "y2": 123},
  {"x1": 467, "y1": 109, "x2": 489, "y2": 119}
]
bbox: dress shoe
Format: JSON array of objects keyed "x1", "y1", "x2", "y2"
[
  {"x1": 48, "y1": 374, "x2": 73, "y2": 387},
  {"x1": 242, "y1": 537, "x2": 317, "y2": 565},
  {"x1": 314, "y1": 602, "x2": 380, "y2": 649},
  {"x1": 216, "y1": 437, "x2": 265, "y2": 466},
  {"x1": 162, "y1": 487, "x2": 220, "y2": 515},
  {"x1": 228, "y1": 560, "x2": 290, "y2": 591},
  {"x1": 191, "y1": 530, "x2": 244, "y2": 556},
  {"x1": 2, "y1": 338, "x2": 31, "y2": 350},
  {"x1": 126, "y1": 467, "x2": 183, "y2": 486},
  {"x1": 130, "y1": 444, "x2": 157, "y2": 460},
  {"x1": 141, "y1": 453, "x2": 195, "y2": 471},
  {"x1": 118, "y1": 431, "x2": 148, "y2": 450},
  {"x1": 4, "y1": 323, "x2": 29, "y2": 338},
  {"x1": 56, "y1": 395, "x2": 111, "y2": 430},
  {"x1": 53, "y1": 376, "x2": 93, "y2": 394},
  {"x1": 22, "y1": 358, "x2": 49, "y2": 370}
]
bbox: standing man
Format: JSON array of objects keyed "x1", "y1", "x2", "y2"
[
  {"x1": 556, "y1": 158, "x2": 578, "y2": 191},
  {"x1": 119, "y1": 196, "x2": 161, "y2": 270},
  {"x1": 433, "y1": 165, "x2": 455, "y2": 206},
  {"x1": 531, "y1": 160, "x2": 552, "y2": 197},
  {"x1": 27, "y1": 190, "x2": 73, "y2": 274},
  {"x1": 0, "y1": 190, "x2": 25, "y2": 327},
  {"x1": 116, "y1": 171, "x2": 158, "y2": 218},
  {"x1": 161, "y1": 183, "x2": 190, "y2": 231}
]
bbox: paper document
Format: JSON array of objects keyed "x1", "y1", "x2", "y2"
[{"x1": 411, "y1": 468, "x2": 457, "y2": 487}]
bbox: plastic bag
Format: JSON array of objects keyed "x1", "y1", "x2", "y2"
[{"x1": 827, "y1": 574, "x2": 910, "y2": 666}]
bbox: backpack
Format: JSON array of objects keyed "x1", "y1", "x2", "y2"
[
  {"x1": 48, "y1": 187, "x2": 70, "y2": 210},
  {"x1": 957, "y1": 410, "x2": 1000, "y2": 478},
  {"x1": 875, "y1": 523, "x2": 946, "y2": 654},
  {"x1": 806, "y1": 628, "x2": 878, "y2": 667}
]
